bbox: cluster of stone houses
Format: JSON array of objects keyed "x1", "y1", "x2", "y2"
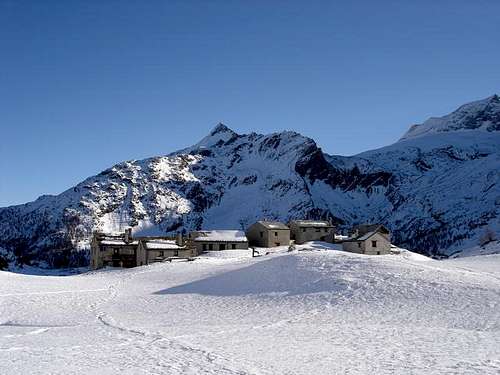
[
  {"x1": 90, "y1": 221, "x2": 391, "y2": 269},
  {"x1": 90, "y1": 229, "x2": 192, "y2": 269}
]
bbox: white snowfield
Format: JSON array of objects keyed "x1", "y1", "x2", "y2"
[{"x1": 1, "y1": 243, "x2": 499, "y2": 375}]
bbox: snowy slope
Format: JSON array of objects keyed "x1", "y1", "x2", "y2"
[
  {"x1": 0, "y1": 125, "x2": 384, "y2": 264},
  {"x1": 0, "y1": 245, "x2": 499, "y2": 374},
  {"x1": 337, "y1": 131, "x2": 500, "y2": 254},
  {"x1": 1, "y1": 95, "x2": 499, "y2": 264},
  {"x1": 401, "y1": 94, "x2": 500, "y2": 140}
]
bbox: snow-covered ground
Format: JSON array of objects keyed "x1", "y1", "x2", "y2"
[
  {"x1": 450, "y1": 240, "x2": 500, "y2": 258},
  {"x1": 1, "y1": 243, "x2": 499, "y2": 374}
]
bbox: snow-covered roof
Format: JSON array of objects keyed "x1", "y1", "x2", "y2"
[
  {"x1": 291, "y1": 220, "x2": 333, "y2": 227},
  {"x1": 257, "y1": 221, "x2": 289, "y2": 230},
  {"x1": 344, "y1": 228, "x2": 390, "y2": 242},
  {"x1": 144, "y1": 240, "x2": 184, "y2": 250},
  {"x1": 100, "y1": 239, "x2": 139, "y2": 246},
  {"x1": 335, "y1": 234, "x2": 349, "y2": 240},
  {"x1": 194, "y1": 230, "x2": 248, "y2": 243},
  {"x1": 357, "y1": 231, "x2": 377, "y2": 241}
]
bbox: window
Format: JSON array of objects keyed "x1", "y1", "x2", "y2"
[
  {"x1": 302, "y1": 228, "x2": 306, "y2": 233},
  {"x1": 174, "y1": 250, "x2": 179, "y2": 257},
  {"x1": 219, "y1": 244, "x2": 226, "y2": 251},
  {"x1": 376, "y1": 251, "x2": 381, "y2": 255},
  {"x1": 208, "y1": 244, "x2": 213, "y2": 251},
  {"x1": 357, "y1": 242, "x2": 361, "y2": 248},
  {"x1": 203, "y1": 244, "x2": 207, "y2": 251},
  {"x1": 260, "y1": 231, "x2": 264, "y2": 238},
  {"x1": 274, "y1": 232, "x2": 278, "y2": 236},
  {"x1": 372, "y1": 241, "x2": 377, "y2": 248},
  {"x1": 231, "y1": 244, "x2": 236, "y2": 249},
  {"x1": 275, "y1": 242, "x2": 280, "y2": 246},
  {"x1": 159, "y1": 251, "x2": 164, "y2": 257},
  {"x1": 324, "y1": 228, "x2": 328, "y2": 232}
]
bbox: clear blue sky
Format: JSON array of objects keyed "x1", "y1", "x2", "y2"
[{"x1": 1, "y1": 0, "x2": 499, "y2": 207}]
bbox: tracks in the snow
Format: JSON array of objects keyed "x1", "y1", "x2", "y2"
[
  {"x1": 95, "y1": 312, "x2": 265, "y2": 375},
  {"x1": 86, "y1": 269, "x2": 266, "y2": 375}
]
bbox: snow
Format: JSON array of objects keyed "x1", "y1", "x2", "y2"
[
  {"x1": 400, "y1": 94, "x2": 500, "y2": 140},
  {"x1": 100, "y1": 239, "x2": 139, "y2": 246},
  {"x1": 190, "y1": 123, "x2": 238, "y2": 149},
  {"x1": 349, "y1": 130, "x2": 500, "y2": 253},
  {"x1": 144, "y1": 240, "x2": 183, "y2": 250},
  {"x1": 353, "y1": 230, "x2": 389, "y2": 241},
  {"x1": 334, "y1": 234, "x2": 349, "y2": 241},
  {"x1": 198, "y1": 250, "x2": 252, "y2": 260},
  {"x1": 291, "y1": 220, "x2": 332, "y2": 227},
  {"x1": 1, "y1": 243, "x2": 499, "y2": 374},
  {"x1": 1, "y1": 97, "x2": 499, "y2": 267},
  {"x1": 450, "y1": 240, "x2": 500, "y2": 258},
  {"x1": 194, "y1": 230, "x2": 248, "y2": 242},
  {"x1": 258, "y1": 221, "x2": 289, "y2": 230}
]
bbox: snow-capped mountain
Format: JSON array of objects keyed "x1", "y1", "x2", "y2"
[
  {"x1": 401, "y1": 94, "x2": 500, "y2": 140},
  {"x1": 0, "y1": 96, "x2": 499, "y2": 265}
]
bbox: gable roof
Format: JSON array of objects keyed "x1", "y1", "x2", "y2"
[
  {"x1": 344, "y1": 224, "x2": 391, "y2": 242},
  {"x1": 357, "y1": 231, "x2": 378, "y2": 241},
  {"x1": 256, "y1": 221, "x2": 289, "y2": 230},
  {"x1": 353, "y1": 224, "x2": 390, "y2": 236}
]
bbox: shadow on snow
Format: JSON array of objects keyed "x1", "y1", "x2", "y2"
[{"x1": 154, "y1": 254, "x2": 350, "y2": 297}]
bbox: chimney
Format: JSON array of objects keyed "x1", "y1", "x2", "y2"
[
  {"x1": 176, "y1": 232, "x2": 184, "y2": 246},
  {"x1": 124, "y1": 228, "x2": 132, "y2": 243}
]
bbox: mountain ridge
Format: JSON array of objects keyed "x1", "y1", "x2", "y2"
[
  {"x1": 400, "y1": 94, "x2": 500, "y2": 140},
  {"x1": 1, "y1": 95, "x2": 499, "y2": 266}
]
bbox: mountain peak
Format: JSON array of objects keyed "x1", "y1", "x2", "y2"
[
  {"x1": 191, "y1": 123, "x2": 239, "y2": 149},
  {"x1": 400, "y1": 95, "x2": 500, "y2": 141},
  {"x1": 209, "y1": 123, "x2": 237, "y2": 136}
]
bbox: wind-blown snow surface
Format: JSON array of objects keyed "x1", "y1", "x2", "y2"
[{"x1": 1, "y1": 244, "x2": 499, "y2": 374}]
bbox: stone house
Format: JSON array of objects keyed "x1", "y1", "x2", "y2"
[
  {"x1": 289, "y1": 220, "x2": 335, "y2": 244},
  {"x1": 90, "y1": 229, "x2": 190, "y2": 269},
  {"x1": 136, "y1": 238, "x2": 192, "y2": 265},
  {"x1": 191, "y1": 230, "x2": 249, "y2": 253},
  {"x1": 342, "y1": 224, "x2": 391, "y2": 255},
  {"x1": 90, "y1": 229, "x2": 139, "y2": 269},
  {"x1": 246, "y1": 221, "x2": 290, "y2": 248}
]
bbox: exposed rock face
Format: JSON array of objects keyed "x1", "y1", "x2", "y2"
[{"x1": 1, "y1": 96, "x2": 499, "y2": 265}]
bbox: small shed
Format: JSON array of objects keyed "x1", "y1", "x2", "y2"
[
  {"x1": 342, "y1": 224, "x2": 391, "y2": 255},
  {"x1": 192, "y1": 230, "x2": 249, "y2": 253},
  {"x1": 289, "y1": 220, "x2": 335, "y2": 244},
  {"x1": 246, "y1": 221, "x2": 290, "y2": 248}
]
